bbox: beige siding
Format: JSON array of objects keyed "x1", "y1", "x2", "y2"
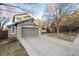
[
  {"x1": 8, "y1": 28, "x2": 11, "y2": 38},
  {"x1": 14, "y1": 16, "x2": 22, "y2": 23},
  {"x1": 14, "y1": 14, "x2": 32, "y2": 23},
  {"x1": 8, "y1": 27, "x2": 17, "y2": 38},
  {"x1": 8, "y1": 19, "x2": 41, "y2": 38},
  {"x1": 16, "y1": 20, "x2": 40, "y2": 38},
  {"x1": 17, "y1": 24, "x2": 22, "y2": 38}
]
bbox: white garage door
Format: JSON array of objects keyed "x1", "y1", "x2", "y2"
[{"x1": 21, "y1": 27, "x2": 38, "y2": 37}]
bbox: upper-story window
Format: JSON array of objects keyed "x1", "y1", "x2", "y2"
[{"x1": 15, "y1": 16, "x2": 22, "y2": 22}]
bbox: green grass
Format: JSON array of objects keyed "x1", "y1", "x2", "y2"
[
  {"x1": 47, "y1": 33, "x2": 77, "y2": 42},
  {"x1": 0, "y1": 40, "x2": 28, "y2": 56}
]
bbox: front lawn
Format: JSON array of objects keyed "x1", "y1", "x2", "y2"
[
  {"x1": 47, "y1": 33, "x2": 77, "y2": 42},
  {"x1": 0, "y1": 40, "x2": 28, "y2": 56}
]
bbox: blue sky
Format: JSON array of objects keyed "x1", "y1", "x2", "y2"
[
  {"x1": 0, "y1": 3, "x2": 50, "y2": 24},
  {"x1": 5, "y1": 3, "x2": 49, "y2": 21},
  {"x1": 1, "y1": 3, "x2": 79, "y2": 24}
]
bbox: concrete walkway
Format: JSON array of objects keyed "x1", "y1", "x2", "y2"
[
  {"x1": 18, "y1": 35, "x2": 79, "y2": 56},
  {"x1": 71, "y1": 34, "x2": 79, "y2": 56}
]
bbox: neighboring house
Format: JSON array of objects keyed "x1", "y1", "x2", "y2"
[{"x1": 8, "y1": 13, "x2": 41, "y2": 38}]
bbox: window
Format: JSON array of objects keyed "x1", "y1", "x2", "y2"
[
  {"x1": 11, "y1": 26, "x2": 16, "y2": 34},
  {"x1": 16, "y1": 16, "x2": 21, "y2": 21}
]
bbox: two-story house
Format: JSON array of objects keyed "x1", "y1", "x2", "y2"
[{"x1": 8, "y1": 13, "x2": 41, "y2": 38}]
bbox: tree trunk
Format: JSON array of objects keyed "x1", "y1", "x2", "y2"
[
  {"x1": 56, "y1": 26, "x2": 60, "y2": 38},
  {"x1": 57, "y1": 26, "x2": 60, "y2": 34}
]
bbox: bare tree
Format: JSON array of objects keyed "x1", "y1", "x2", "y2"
[
  {"x1": 0, "y1": 3, "x2": 28, "y2": 31},
  {"x1": 0, "y1": 16, "x2": 9, "y2": 31},
  {"x1": 0, "y1": 3, "x2": 26, "y2": 12},
  {"x1": 48, "y1": 3, "x2": 76, "y2": 34}
]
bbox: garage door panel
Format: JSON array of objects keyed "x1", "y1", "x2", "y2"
[{"x1": 22, "y1": 27, "x2": 38, "y2": 37}]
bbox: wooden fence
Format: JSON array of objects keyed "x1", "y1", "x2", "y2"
[{"x1": 0, "y1": 31, "x2": 8, "y2": 40}]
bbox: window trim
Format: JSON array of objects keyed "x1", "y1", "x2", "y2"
[
  {"x1": 11, "y1": 26, "x2": 16, "y2": 34},
  {"x1": 15, "y1": 16, "x2": 22, "y2": 22}
]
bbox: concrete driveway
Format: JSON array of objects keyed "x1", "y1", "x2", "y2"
[{"x1": 18, "y1": 35, "x2": 76, "y2": 56}]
